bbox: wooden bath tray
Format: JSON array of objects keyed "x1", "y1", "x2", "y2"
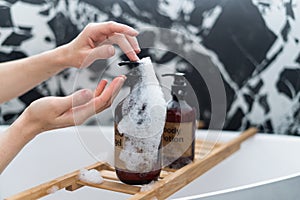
[{"x1": 6, "y1": 128, "x2": 257, "y2": 200}]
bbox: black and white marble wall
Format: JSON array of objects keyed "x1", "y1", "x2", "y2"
[{"x1": 0, "y1": 0, "x2": 299, "y2": 135}]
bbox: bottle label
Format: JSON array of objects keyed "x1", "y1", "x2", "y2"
[
  {"x1": 114, "y1": 123, "x2": 161, "y2": 173},
  {"x1": 114, "y1": 123, "x2": 126, "y2": 170},
  {"x1": 162, "y1": 122, "x2": 194, "y2": 160}
]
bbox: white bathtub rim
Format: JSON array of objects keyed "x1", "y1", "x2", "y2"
[{"x1": 172, "y1": 171, "x2": 300, "y2": 200}]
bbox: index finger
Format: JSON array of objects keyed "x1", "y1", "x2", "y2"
[{"x1": 89, "y1": 21, "x2": 139, "y2": 41}]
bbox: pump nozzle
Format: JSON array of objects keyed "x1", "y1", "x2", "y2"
[
  {"x1": 118, "y1": 61, "x2": 140, "y2": 67},
  {"x1": 162, "y1": 73, "x2": 186, "y2": 86},
  {"x1": 162, "y1": 73, "x2": 187, "y2": 98}
]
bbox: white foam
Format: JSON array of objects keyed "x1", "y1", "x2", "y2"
[
  {"x1": 119, "y1": 137, "x2": 160, "y2": 172},
  {"x1": 140, "y1": 181, "x2": 156, "y2": 192},
  {"x1": 47, "y1": 185, "x2": 59, "y2": 194},
  {"x1": 117, "y1": 57, "x2": 166, "y2": 172},
  {"x1": 118, "y1": 57, "x2": 166, "y2": 138},
  {"x1": 140, "y1": 181, "x2": 158, "y2": 200},
  {"x1": 78, "y1": 169, "x2": 103, "y2": 184}
]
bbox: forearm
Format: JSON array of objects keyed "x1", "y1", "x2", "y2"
[
  {"x1": 0, "y1": 113, "x2": 39, "y2": 173},
  {"x1": 0, "y1": 45, "x2": 70, "y2": 103}
]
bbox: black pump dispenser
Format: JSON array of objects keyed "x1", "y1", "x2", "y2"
[
  {"x1": 118, "y1": 60, "x2": 140, "y2": 67},
  {"x1": 162, "y1": 73, "x2": 187, "y2": 99},
  {"x1": 118, "y1": 61, "x2": 142, "y2": 88}
]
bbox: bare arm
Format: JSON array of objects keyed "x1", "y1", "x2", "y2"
[
  {"x1": 0, "y1": 113, "x2": 37, "y2": 173},
  {"x1": 0, "y1": 21, "x2": 140, "y2": 173},
  {"x1": 0, "y1": 76, "x2": 126, "y2": 173},
  {"x1": 0, "y1": 47, "x2": 68, "y2": 103},
  {"x1": 0, "y1": 21, "x2": 140, "y2": 103}
]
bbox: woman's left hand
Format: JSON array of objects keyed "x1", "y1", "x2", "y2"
[{"x1": 19, "y1": 75, "x2": 126, "y2": 136}]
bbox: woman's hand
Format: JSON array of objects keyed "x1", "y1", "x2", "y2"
[
  {"x1": 0, "y1": 21, "x2": 137, "y2": 173},
  {"x1": 63, "y1": 21, "x2": 141, "y2": 68},
  {"x1": 0, "y1": 75, "x2": 126, "y2": 173},
  {"x1": 0, "y1": 21, "x2": 139, "y2": 103},
  {"x1": 20, "y1": 75, "x2": 126, "y2": 136}
]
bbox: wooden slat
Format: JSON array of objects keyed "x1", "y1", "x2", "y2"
[
  {"x1": 127, "y1": 127, "x2": 258, "y2": 200},
  {"x1": 159, "y1": 170, "x2": 174, "y2": 178},
  {"x1": 5, "y1": 162, "x2": 106, "y2": 200},
  {"x1": 100, "y1": 170, "x2": 119, "y2": 181},
  {"x1": 6, "y1": 128, "x2": 257, "y2": 200},
  {"x1": 77, "y1": 180, "x2": 141, "y2": 195},
  {"x1": 197, "y1": 120, "x2": 205, "y2": 129},
  {"x1": 127, "y1": 144, "x2": 241, "y2": 200}
]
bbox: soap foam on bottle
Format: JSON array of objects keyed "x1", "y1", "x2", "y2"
[{"x1": 117, "y1": 57, "x2": 166, "y2": 172}]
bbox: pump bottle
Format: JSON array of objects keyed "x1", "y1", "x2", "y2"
[
  {"x1": 114, "y1": 60, "x2": 162, "y2": 185},
  {"x1": 162, "y1": 73, "x2": 196, "y2": 169}
]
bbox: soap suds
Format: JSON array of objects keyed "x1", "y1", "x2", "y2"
[
  {"x1": 140, "y1": 181, "x2": 156, "y2": 192},
  {"x1": 140, "y1": 181, "x2": 158, "y2": 200},
  {"x1": 47, "y1": 185, "x2": 59, "y2": 194},
  {"x1": 78, "y1": 168, "x2": 103, "y2": 184},
  {"x1": 117, "y1": 57, "x2": 166, "y2": 172},
  {"x1": 118, "y1": 57, "x2": 166, "y2": 138}
]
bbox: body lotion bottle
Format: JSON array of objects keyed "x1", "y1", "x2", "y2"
[{"x1": 162, "y1": 73, "x2": 196, "y2": 169}]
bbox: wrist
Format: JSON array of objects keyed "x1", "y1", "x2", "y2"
[
  {"x1": 46, "y1": 45, "x2": 72, "y2": 71},
  {"x1": 11, "y1": 111, "x2": 42, "y2": 143}
]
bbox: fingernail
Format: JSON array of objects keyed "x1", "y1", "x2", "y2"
[
  {"x1": 131, "y1": 28, "x2": 139, "y2": 35},
  {"x1": 118, "y1": 75, "x2": 126, "y2": 82},
  {"x1": 132, "y1": 54, "x2": 140, "y2": 61},
  {"x1": 116, "y1": 77, "x2": 126, "y2": 90},
  {"x1": 120, "y1": 75, "x2": 127, "y2": 80},
  {"x1": 135, "y1": 48, "x2": 141, "y2": 53},
  {"x1": 108, "y1": 46, "x2": 115, "y2": 56}
]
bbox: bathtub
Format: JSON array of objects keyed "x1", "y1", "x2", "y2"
[{"x1": 1, "y1": 126, "x2": 300, "y2": 199}]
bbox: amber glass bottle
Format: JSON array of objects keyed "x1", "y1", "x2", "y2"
[
  {"x1": 162, "y1": 73, "x2": 196, "y2": 169},
  {"x1": 114, "y1": 60, "x2": 162, "y2": 185}
]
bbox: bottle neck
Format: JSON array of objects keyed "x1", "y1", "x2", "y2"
[
  {"x1": 126, "y1": 74, "x2": 143, "y2": 90},
  {"x1": 171, "y1": 85, "x2": 186, "y2": 100},
  {"x1": 172, "y1": 93, "x2": 185, "y2": 101}
]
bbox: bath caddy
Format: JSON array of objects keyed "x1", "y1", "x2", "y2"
[{"x1": 6, "y1": 128, "x2": 257, "y2": 200}]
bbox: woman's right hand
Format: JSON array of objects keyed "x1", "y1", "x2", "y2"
[{"x1": 62, "y1": 21, "x2": 141, "y2": 68}]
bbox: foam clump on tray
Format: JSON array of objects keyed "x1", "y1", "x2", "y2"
[
  {"x1": 117, "y1": 57, "x2": 166, "y2": 172},
  {"x1": 47, "y1": 185, "x2": 59, "y2": 194},
  {"x1": 140, "y1": 181, "x2": 156, "y2": 192},
  {"x1": 140, "y1": 181, "x2": 158, "y2": 200},
  {"x1": 78, "y1": 168, "x2": 103, "y2": 184}
]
